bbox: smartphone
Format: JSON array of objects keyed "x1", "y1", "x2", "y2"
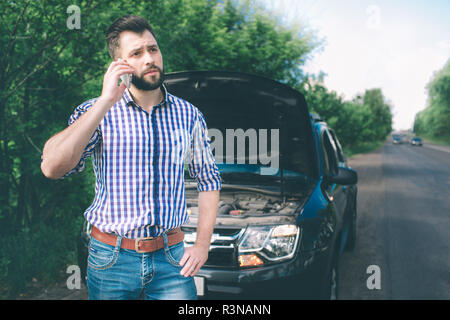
[{"x1": 118, "y1": 58, "x2": 132, "y2": 88}]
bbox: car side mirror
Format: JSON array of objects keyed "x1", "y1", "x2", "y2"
[{"x1": 325, "y1": 167, "x2": 358, "y2": 185}]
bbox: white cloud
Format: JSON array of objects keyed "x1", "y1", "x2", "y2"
[{"x1": 437, "y1": 40, "x2": 450, "y2": 50}]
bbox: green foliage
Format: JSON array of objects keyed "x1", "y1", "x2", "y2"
[
  {"x1": 299, "y1": 81, "x2": 392, "y2": 154},
  {"x1": 0, "y1": 216, "x2": 84, "y2": 298},
  {"x1": 414, "y1": 60, "x2": 450, "y2": 143},
  {"x1": 0, "y1": 0, "x2": 110, "y2": 297}
]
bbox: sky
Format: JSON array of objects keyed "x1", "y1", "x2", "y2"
[{"x1": 261, "y1": 0, "x2": 450, "y2": 130}]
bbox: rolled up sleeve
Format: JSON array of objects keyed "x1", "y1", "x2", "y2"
[
  {"x1": 188, "y1": 110, "x2": 221, "y2": 192},
  {"x1": 61, "y1": 99, "x2": 101, "y2": 179}
]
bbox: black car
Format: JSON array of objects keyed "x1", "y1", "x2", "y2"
[{"x1": 78, "y1": 71, "x2": 358, "y2": 300}]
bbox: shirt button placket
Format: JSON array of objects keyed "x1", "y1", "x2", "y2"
[{"x1": 150, "y1": 106, "x2": 160, "y2": 238}]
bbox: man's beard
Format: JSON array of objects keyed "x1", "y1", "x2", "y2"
[{"x1": 131, "y1": 66, "x2": 165, "y2": 91}]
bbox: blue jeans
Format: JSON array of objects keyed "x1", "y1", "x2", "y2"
[{"x1": 86, "y1": 234, "x2": 197, "y2": 300}]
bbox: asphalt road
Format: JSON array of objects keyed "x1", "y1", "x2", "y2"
[{"x1": 339, "y1": 141, "x2": 450, "y2": 300}]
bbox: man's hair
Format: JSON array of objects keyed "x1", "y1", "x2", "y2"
[{"x1": 105, "y1": 15, "x2": 157, "y2": 60}]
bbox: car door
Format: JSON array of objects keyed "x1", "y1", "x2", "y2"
[{"x1": 320, "y1": 128, "x2": 347, "y2": 239}]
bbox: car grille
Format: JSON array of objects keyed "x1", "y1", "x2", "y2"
[{"x1": 181, "y1": 226, "x2": 244, "y2": 268}]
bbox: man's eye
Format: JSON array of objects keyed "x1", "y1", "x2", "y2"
[{"x1": 133, "y1": 52, "x2": 140, "y2": 56}]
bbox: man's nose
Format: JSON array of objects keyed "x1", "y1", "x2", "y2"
[{"x1": 143, "y1": 50, "x2": 155, "y2": 65}]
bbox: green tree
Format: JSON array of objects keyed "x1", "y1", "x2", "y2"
[
  {"x1": 362, "y1": 88, "x2": 393, "y2": 141},
  {"x1": 0, "y1": 0, "x2": 118, "y2": 297},
  {"x1": 414, "y1": 60, "x2": 450, "y2": 142},
  {"x1": 299, "y1": 80, "x2": 392, "y2": 154}
]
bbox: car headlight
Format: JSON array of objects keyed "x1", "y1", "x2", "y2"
[{"x1": 238, "y1": 224, "x2": 300, "y2": 267}]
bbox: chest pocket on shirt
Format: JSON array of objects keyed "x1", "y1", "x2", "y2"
[{"x1": 169, "y1": 128, "x2": 190, "y2": 166}]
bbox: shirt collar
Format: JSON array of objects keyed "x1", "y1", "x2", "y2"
[{"x1": 123, "y1": 83, "x2": 169, "y2": 108}]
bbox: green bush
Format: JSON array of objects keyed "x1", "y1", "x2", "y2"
[{"x1": 0, "y1": 216, "x2": 84, "y2": 298}]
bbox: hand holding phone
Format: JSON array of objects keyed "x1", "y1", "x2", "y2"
[
  {"x1": 99, "y1": 59, "x2": 134, "y2": 107},
  {"x1": 118, "y1": 58, "x2": 132, "y2": 88}
]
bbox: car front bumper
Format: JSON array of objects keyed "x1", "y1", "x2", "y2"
[{"x1": 194, "y1": 252, "x2": 314, "y2": 299}]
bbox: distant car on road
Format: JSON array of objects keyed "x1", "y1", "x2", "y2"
[
  {"x1": 392, "y1": 134, "x2": 403, "y2": 144},
  {"x1": 410, "y1": 137, "x2": 423, "y2": 146}
]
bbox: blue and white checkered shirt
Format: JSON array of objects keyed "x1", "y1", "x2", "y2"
[{"x1": 63, "y1": 85, "x2": 221, "y2": 239}]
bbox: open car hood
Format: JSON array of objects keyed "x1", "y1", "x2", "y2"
[{"x1": 164, "y1": 71, "x2": 318, "y2": 181}]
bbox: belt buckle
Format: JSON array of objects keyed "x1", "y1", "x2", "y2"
[{"x1": 135, "y1": 236, "x2": 155, "y2": 253}]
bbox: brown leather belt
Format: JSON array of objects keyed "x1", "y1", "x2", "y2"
[{"x1": 91, "y1": 226, "x2": 184, "y2": 253}]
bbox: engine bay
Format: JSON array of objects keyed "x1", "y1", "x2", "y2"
[{"x1": 184, "y1": 187, "x2": 308, "y2": 227}]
